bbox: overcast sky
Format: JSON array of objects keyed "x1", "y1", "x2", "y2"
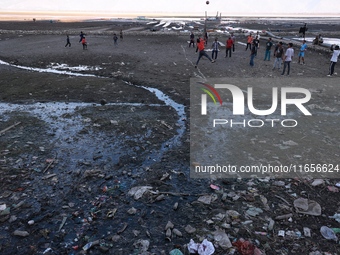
[{"x1": 1, "y1": 0, "x2": 338, "y2": 16}]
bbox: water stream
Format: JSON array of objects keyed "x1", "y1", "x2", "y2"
[{"x1": 0, "y1": 60, "x2": 186, "y2": 169}]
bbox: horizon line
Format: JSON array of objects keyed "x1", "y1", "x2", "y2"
[{"x1": 1, "y1": 10, "x2": 340, "y2": 19}]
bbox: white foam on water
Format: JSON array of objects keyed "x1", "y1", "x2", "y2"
[{"x1": 48, "y1": 63, "x2": 102, "y2": 71}]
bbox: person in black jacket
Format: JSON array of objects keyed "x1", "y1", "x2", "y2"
[
  {"x1": 65, "y1": 35, "x2": 71, "y2": 47},
  {"x1": 79, "y1": 31, "x2": 85, "y2": 43}
]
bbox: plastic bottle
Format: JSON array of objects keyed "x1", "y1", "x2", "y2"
[{"x1": 82, "y1": 242, "x2": 93, "y2": 251}]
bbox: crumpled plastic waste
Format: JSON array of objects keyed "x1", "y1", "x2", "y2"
[
  {"x1": 188, "y1": 239, "x2": 215, "y2": 255},
  {"x1": 320, "y1": 226, "x2": 338, "y2": 241},
  {"x1": 128, "y1": 186, "x2": 152, "y2": 200},
  {"x1": 293, "y1": 198, "x2": 321, "y2": 216},
  {"x1": 232, "y1": 239, "x2": 255, "y2": 255},
  {"x1": 329, "y1": 213, "x2": 340, "y2": 223},
  {"x1": 232, "y1": 238, "x2": 264, "y2": 255}
]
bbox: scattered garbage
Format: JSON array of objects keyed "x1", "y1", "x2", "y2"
[
  {"x1": 303, "y1": 227, "x2": 311, "y2": 237},
  {"x1": 127, "y1": 207, "x2": 137, "y2": 215},
  {"x1": 185, "y1": 225, "x2": 196, "y2": 234},
  {"x1": 172, "y1": 228, "x2": 183, "y2": 237},
  {"x1": 329, "y1": 213, "x2": 340, "y2": 223},
  {"x1": 232, "y1": 238, "x2": 264, "y2": 255},
  {"x1": 311, "y1": 179, "x2": 324, "y2": 186},
  {"x1": 293, "y1": 198, "x2": 321, "y2": 216},
  {"x1": 133, "y1": 239, "x2": 150, "y2": 252},
  {"x1": 267, "y1": 218, "x2": 275, "y2": 231},
  {"x1": 13, "y1": 230, "x2": 29, "y2": 237},
  {"x1": 165, "y1": 221, "x2": 174, "y2": 230},
  {"x1": 197, "y1": 194, "x2": 217, "y2": 205},
  {"x1": 0, "y1": 204, "x2": 6, "y2": 211},
  {"x1": 83, "y1": 240, "x2": 100, "y2": 251},
  {"x1": 128, "y1": 186, "x2": 153, "y2": 200},
  {"x1": 170, "y1": 249, "x2": 184, "y2": 255},
  {"x1": 278, "y1": 230, "x2": 285, "y2": 237},
  {"x1": 188, "y1": 239, "x2": 215, "y2": 255},
  {"x1": 332, "y1": 228, "x2": 340, "y2": 234},
  {"x1": 327, "y1": 186, "x2": 339, "y2": 192},
  {"x1": 210, "y1": 184, "x2": 220, "y2": 190},
  {"x1": 43, "y1": 248, "x2": 53, "y2": 254},
  {"x1": 282, "y1": 140, "x2": 299, "y2": 146},
  {"x1": 246, "y1": 207, "x2": 263, "y2": 217},
  {"x1": 213, "y1": 229, "x2": 232, "y2": 249},
  {"x1": 320, "y1": 226, "x2": 338, "y2": 241}
]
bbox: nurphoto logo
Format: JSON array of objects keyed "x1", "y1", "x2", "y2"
[
  {"x1": 200, "y1": 82, "x2": 311, "y2": 128},
  {"x1": 190, "y1": 63, "x2": 338, "y2": 179}
]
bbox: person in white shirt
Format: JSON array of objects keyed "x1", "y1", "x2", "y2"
[
  {"x1": 211, "y1": 37, "x2": 221, "y2": 60},
  {"x1": 281, "y1": 43, "x2": 294, "y2": 76},
  {"x1": 328, "y1": 45, "x2": 340, "y2": 76}
]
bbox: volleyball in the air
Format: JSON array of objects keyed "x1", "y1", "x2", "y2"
[{"x1": 206, "y1": 1, "x2": 209, "y2": 4}]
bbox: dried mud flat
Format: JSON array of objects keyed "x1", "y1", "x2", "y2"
[{"x1": 0, "y1": 20, "x2": 340, "y2": 255}]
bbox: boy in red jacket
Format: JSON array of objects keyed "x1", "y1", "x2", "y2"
[
  {"x1": 195, "y1": 38, "x2": 215, "y2": 68},
  {"x1": 82, "y1": 37, "x2": 87, "y2": 50},
  {"x1": 225, "y1": 36, "x2": 233, "y2": 58}
]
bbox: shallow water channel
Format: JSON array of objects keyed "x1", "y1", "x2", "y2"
[{"x1": 0, "y1": 60, "x2": 186, "y2": 169}]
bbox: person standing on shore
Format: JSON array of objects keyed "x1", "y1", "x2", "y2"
[
  {"x1": 204, "y1": 31, "x2": 208, "y2": 45},
  {"x1": 65, "y1": 35, "x2": 71, "y2": 47},
  {"x1": 249, "y1": 42, "x2": 256, "y2": 67},
  {"x1": 264, "y1": 38, "x2": 273, "y2": 61},
  {"x1": 225, "y1": 36, "x2": 233, "y2": 58},
  {"x1": 246, "y1": 34, "x2": 253, "y2": 51},
  {"x1": 252, "y1": 36, "x2": 260, "y2": 56},
  {"x1": 120, "y1": 29, "x2": 123, "y2": 40},
  {"x1": 255, "y1": 31, "x2": 261, "y2": 40},
  {"x1": 298, "y1": 40, "x2": 308, "y2": 64},
  {"x1": 81, "y1": 37, "x2": 87, "y2": 50},
  {"x1": 281, "y1": 43, "x2": 294, "y2": 76},
  {"x1": 231, "y1": 33, "x2": 236, "y2": 52},
  {"x1": 113, "y1": 33, "x2": 118, "y2": 46},
  {"x1": 189, "y1": 31, "x2": 195, "y2": 48},
  {"x1": 79, "y1": 31, "x2": 85, "y2": 43},
  {"x1": 211, "y1": 38, "x2": 221, "y2": 60},
  {"x1": 195, "y1": 38, "x2": 215, "y2": 68},
  {"x1": 327, "y1": 45, "x2": 340, "y2": 76},
  {"x1": 273, "y1": 42, "x2": 284, "y2": 70}
]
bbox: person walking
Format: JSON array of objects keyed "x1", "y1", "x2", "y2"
[
  {"x1": 81, "y1": 37, "x2": 87, "y2": 50},
  {"x1": 328, "y1": 45, "x2": 340, "y2": 76},
  {"x1": 273, "y1": 42, "x2": 284, "y2": 70},
  {"x1": 249, "y1": 42, "x2": 256, "y2": 67},
  {"x1": 79, "y1": 31, "x2": 85, "y2": 43},
  {"x1": 264, "y1": 38, "x2": 273, "y2": 61},
  {"x1": 231, "y1": 33, "x2": 236, "y2": 52},
  {"x1": 113, "y1": 33, "x2": 118, "y2": 46},
  {"x1": 281, "y1": 43, "x2": 294, "y2": 76},
  {"x1": 245, "y1": 34, "x2": 253, "y2": 51},
  {"x1": 211, "y1": 38, "x2": 221, "y2": 60},
  {"x1": 65, "y1": 35, "x2": 71, "y2": 47},
  {"x1": 189, "y1": 31, "x2": 195, "y2": 48},
  {"x1": 225, "y1": 36, "x2": 233, "y2": 58},
  {"x1": 195, "y1": 38, "x2": 215, "y2": 68},
  {"x1": 298, "y1": 40, "x2": 308, "y2": 64}
]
